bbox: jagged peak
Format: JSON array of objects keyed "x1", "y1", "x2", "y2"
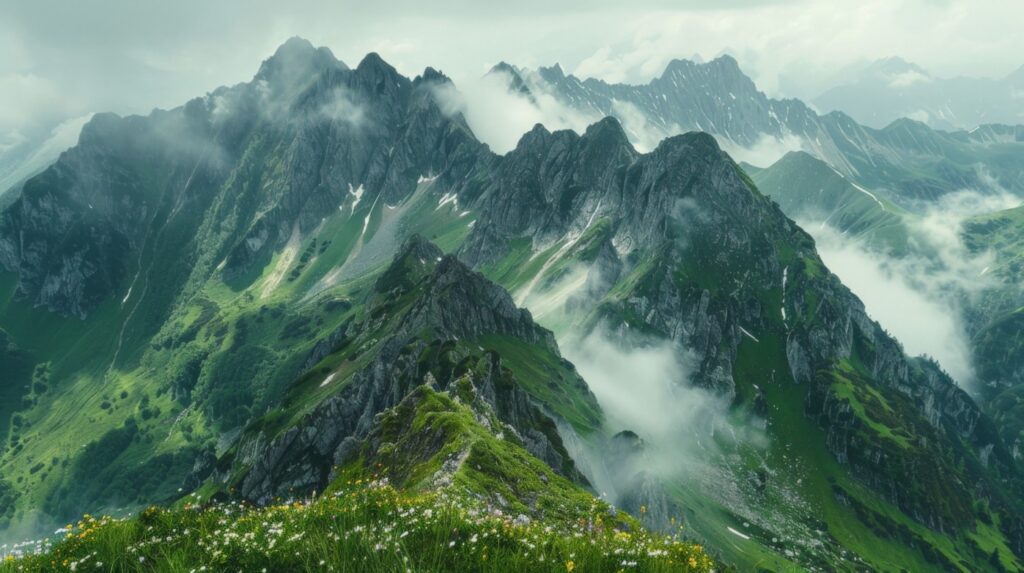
[
  {"x1": 538, "y1": 63, "x2": 566, "y2": 78},
  {"x1": 377, "y1": 236, "x2": 555, "y2": 349},
  {"x1": 512, "y1": 123, "x2": 555, "y2": 151},
  {"x1": 255, "y1": 36, "x2": 344, "y2": 82},
  {"x1": 881, "y1": 116, "x2": 932, "y2": 133},
  {"x1": 652, "y1": 130, "x2": 723, "y2": 157},
  {"x1": 417, "y1": 66, "x2": 451, "y2": 85},
  {"x1": 356, "y1": 52, "x2": 398, "y2": 76},
  {"x1": 581, "y1": 116, "x2": 633, "y2": 151},
  {"x1": 661, "y1": 53, "x2": 742, "y2": 79},
  {"x1": 398, "y1": 233, "x2": 444, "y2": 262},
  {"x1": 488, "y1": 61, "x2": 521, "y2": 76},
  {"x1": 864, "y1": 56, "x2": 928, "y2": 77},
  {"x1": 373, "y1": 234, "x2": 445, "y2": 295}
]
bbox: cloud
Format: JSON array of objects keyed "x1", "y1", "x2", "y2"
[
  {"x1": 435, "y1": 69, "x2": 599, "y2": 154},
  {"x1": 719, "y1": 133, "x2": 806, "y2": 168},
  {"x1": 317, "y1": 87, "x2": 368, "y2": 127},
  {"x1": 0, "y1": 113, "x2": 93, "y2": 195},
  {"x1": 558, "y1": 326, "x2": 769, "y2": 531},
  {"x1": 887, "y1": 69, "x2": 932, "y2": 88},
  {"x1": 564, "y1": 328, "x2": 721, "y2": 443},
  {"x1": 812, "y1": 224, "x2": 977, "y2": 384},
  {"x1": 609, "y1": 99, "x2": 679, "y2": 153},
  {"x1": 807, "y1": 186, "x2": 1021, "y2": 387}
]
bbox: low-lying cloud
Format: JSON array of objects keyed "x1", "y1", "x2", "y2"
[
  {"x1": 720, "y1": 133, "x2": 806, "y2": 168},
  {"x1": 808, "y1": 187, "x2": 1022, "y2": 387},
  {"x1": 559, "y1": 326, "x2": 767, "y2": 513}
]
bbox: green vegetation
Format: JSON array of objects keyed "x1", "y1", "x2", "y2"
[
  {"x1": 2, "y1": 386, "x2": 717, "y2": 572},
  {"x1": 2, "y1": 481, "x2": 715, "y2": 573}
]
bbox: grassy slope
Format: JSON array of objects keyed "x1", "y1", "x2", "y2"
[
  {"x1": 472, "y1": 202, "x2": 1020, "y2": 571},
  {"x1": 0, "y1": 177, "x2": 476, "y2": 531},
  {"x1": 2, "y1": 389, "x2": 715, "y2": 572},
  {"x1": 750, "y1": 151, "x2": 911, "y2": 254}
]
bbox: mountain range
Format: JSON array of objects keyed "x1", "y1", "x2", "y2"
[
  {"x1": 1, "y1": 38, "x2": 1023, "y2": 572},
  {"x1": 812, "y1": 57, "x2": 1024, "y2": 131}
]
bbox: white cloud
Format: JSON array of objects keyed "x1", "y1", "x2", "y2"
[
  {"x1": 812, "y1": 224, "x2": 977, "y2": 384},
  {"x1": 719, "y1": 133, "x2": 806, "y2": 168},
  {"x1": 436, "y1": 69, "x2": 599, "y2": 154},
  {"x1": 609, "y1": 99, "x2": 678, "y2": 153},
  {"x1": 887, "y1": 69, "x2": 932, "y2": 88},
  {"x1": 807, "y1": 187, "x2": 1022, "y2": 387}
]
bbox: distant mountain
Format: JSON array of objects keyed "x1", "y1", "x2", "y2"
[
  {"x1": 746, "y1": 150, "x2": 911, "y2": 254},
  {"x1": 1, "y1": 39, "x2": 1022, "y2": 572},
  {"x1": 490, "y1": 58, "x2": 1024, "y2": 206},
  {"x1": 813, "y1": 57, "x2": 1024, "y2": 131}
]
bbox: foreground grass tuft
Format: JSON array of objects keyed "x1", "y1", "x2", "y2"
[{"x1": 2, "y1": 480, "x2": 716, "y2": 572}]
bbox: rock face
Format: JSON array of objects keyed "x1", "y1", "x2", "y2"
[
  {"x1": 224, "y1": 236, "x2": 595, "y2": 504},
  {"x1": 492, "y1": 58, "x2": 1024, "y2": 203},
  {"x1": 0, "y1": 38, "x2": 481, "y2": 318},
  {"x1": 440, "y1": 116, "x2": 1024, "y2": 555}
]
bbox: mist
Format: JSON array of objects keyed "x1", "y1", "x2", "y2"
[
  {"x1": 436, "y1": 69, "x2": 599, "y2": 154},
  {"x1": 808, "y1": 188, "x2": 1021, "y2": 387},
  {"x1": 554, "y1": 324, "x2": 768, "y2": 532},
  {"x1": 720, "y1": 133, "x2": 806, "y2": 168}
]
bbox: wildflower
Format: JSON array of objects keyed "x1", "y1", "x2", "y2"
[{"x1": 566, "y1": 560, "x2": 575, "y2": 572}]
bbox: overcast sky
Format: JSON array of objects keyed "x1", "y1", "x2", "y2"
[{"x1": 2, "y1": 0, "x2": 1022, "y2": 150}]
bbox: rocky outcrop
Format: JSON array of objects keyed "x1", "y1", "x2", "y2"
[
  {"x1": 0, "y1": 39, "x2": 484, "y2": 319},
  {"x1": 225, "y1": 236, "x2": 594, "y2": 504}
]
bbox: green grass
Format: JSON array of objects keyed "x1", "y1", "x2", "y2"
[
  {"x1": 477, "y1": 335, "x2": 602, "y2": 435},
  {"x1": 3, "y1": 386, "x2": 717, "y2": 572},
  {"x1": 1, "y1": 481, "x2": 716, "y2": 573}
]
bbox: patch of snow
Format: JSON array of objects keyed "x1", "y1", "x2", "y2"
[
  {"x1": 319, "y1": 373, "x2": 336, "y2": 388},
  {"x1": 727, "y1": 527, "x2": 751, "y2": 540},
  {"x1": 829, "y1": 166, "x2": 887, "y2": 211},
  {"x1": 417, "y1": 174, "x2": 438, "y2": 184},
  {"x1": 436, "y1": 192, "x2": 459, "y2": 211},
  {"x1": 121, "y1": 287, "x2": 133, "y2": 304},
  {"x1": 348, "y1": 183, "x2": 365, "y2": 211},
  {"x1": 738, "y1": 326, "x2": 760, "y2": 343}
]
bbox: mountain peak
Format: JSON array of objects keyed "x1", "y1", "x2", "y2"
[
  {"x1": 864, "y1": 56, "x2": 929, "y2": 78},
  {"x1": 398, "y1": 233, "x2": 445, "y2": 262},
  {"x1": 357, "y1": 51, "x2": 392, "y2": 73},
  {"x1": 253, "y1": 36, "x2": 346, "y2": 87},
  {"x1": 582, "y1": 116, "x2": 632, "y2": 150},
  {"x1": 660, "y1": 53, "x2": 744, "y2": 82},
  {"x1": 538, "y1": 63, "x2": 565, "y2": 78},
  {"x1": 489, "y1": 61, "x2": 519, "y2": 76},
  {"x1": 256, "y1": 36, "x2": 343, "y2": 81}
]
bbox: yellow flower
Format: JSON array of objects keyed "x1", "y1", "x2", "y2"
[
  {"x1": 688, "y1": 556, "x2": 698, "y2": 568},
  {"x1": 640, "y1": 505, "x2": 647, "y2": 515},
  {"x1": 566, "y1": 560, "x2": 575, "y2": 572}
]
